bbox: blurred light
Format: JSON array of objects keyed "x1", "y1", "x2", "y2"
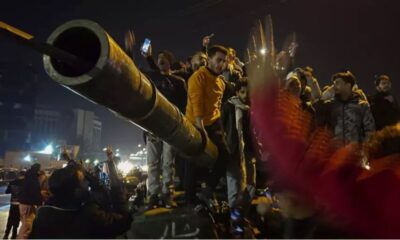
[
  {"x1": 102, "y1": 148, "x2": 107, "y2": 151},
  {"x1": 141, "y1": 165, "x2": 148, "y2": 172},
  {"x1": 130, "y1": 153, "x2": 134, "y2": 156},
  {"x1": 115, "y1": 153, "x2": 120, "y2": 157},
  {"x1": 94, "y1": 159, "x2": 99, "y2": 165},
  {"x1": 117, "y1": 161, "x2": 134, "y2": 176},
  {"x1": 24, "y1": 154, "x2": 31, "y2": 162},
  {"x1": 85, "y1": 159, "x2": 90, "y2": 164},
  {"x1": 260, "y1": 48, "x2": 267, "y2": 55},
  {"x1": 39, "y1": 144, "x2": 53, "y2": 154},
  {"x1": 62, "y1": 163, "x2": 67, "y2": 168},
  {"x1": 116, "y1": 149, "x2": 120, "y2": 152},
  {"x1": 138, "y1": 144, "x2": 142, "y2": 148}
]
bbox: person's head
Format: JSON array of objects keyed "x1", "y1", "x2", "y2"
[
  {"x1": 227, "y1": 48, "x2": 237, "y2": 62},
  {"x1": 185, "y1": 57, "x2": 192, "y2": 70},
  {"x1": 332, "y1": 71, "x2": 356, "y2": 98},
  {"x1": 303, "y1": 66, "x2": 314, "y2": 80},
  {"x1": 207, "y1": 45, "x2": 228, "y2": 74},
  {"x1": 48, "y1": 165, "x2": 87, "y2": 202},
  {"x1": 157, "y1": 50, "x2": 175, "y2": 73},
  {"x1": 236, "y1": 79, "x2": 249, "y2": 104},
  {"x1": 285, "y1": 76, "x2": 302, "y2": 97},
  {"x1": 171, "y1": 61, "x2": 184, "y2": 71},
  {"x1": 30, "y1": 163, "x2": 41, "y2": 173},
  {"x1": 191, "y1": 52, "x2": 208, "y2": 71},
  {"x1": 294, "y1": 68, "x2": 307, "y2": 93},
  {"x1": 375, "y1": 74, "x2": 392, "y2": 94}
]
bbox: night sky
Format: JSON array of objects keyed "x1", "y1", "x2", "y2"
[{"x1": 1, "y1": 0, "x2": 400, "y2": 153}]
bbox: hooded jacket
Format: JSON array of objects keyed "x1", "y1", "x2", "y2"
[{"x1": 316, "y1": 92, "x2": 375, "y2": 144}]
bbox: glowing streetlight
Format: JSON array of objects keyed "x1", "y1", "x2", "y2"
[
  {"x1": 117, "y1": 161, "x2": 134, "y2": 176},
  {"x1": 39, "y1": 144, "x2": 53, "y2": 154},
  {"x1": 260, "y1": 48, "x2": 267, "y2": 55},
  {"x1": 24, "y1": 154, "x2": 31, "y2": 162}
]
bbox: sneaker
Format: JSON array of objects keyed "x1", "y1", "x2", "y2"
[
  {"x1": 230, "y1": 207, "x2": 245, "y2": 237},
  {"x1": 160, "y1": 194, "x2": 177, "y2": 208},
  {"x1": 146, "y1": 194, "x2": 160, "y2": 209}
]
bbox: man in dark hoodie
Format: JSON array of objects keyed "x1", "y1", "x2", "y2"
[
  {"x1": 18, "y1": 163, "x2": 42, "y2": 239},
  {"x1": 316, "y1": 71, "x2": 375, "y2": 145},
  {"x1": 3, "y1": 171, "x2": 25, "y2": 239}
]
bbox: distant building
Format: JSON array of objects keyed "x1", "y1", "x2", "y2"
[
  {"x1": 32, "y1": 107, "x2": 103, "y2": 158},
  {"x1": 32, "y1": 104, "x2": 62, "y2": 148},
  {"x1": 0, "y1": 62, "x2": 38, "y2": 157},
  {"x1": 3, "y1": 151, "x2": 66, "y2": 170},
  {"x1": 72, "y1": 108, "x2": 102, "y2": 153}
]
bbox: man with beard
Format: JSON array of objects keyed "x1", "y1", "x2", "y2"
[
  {"x1": 185, "y1": 45, "x2": 230, "y2": 205},
  {"x1": 316, "y1": 71, "x2": 375, "y2": 145},
  {"x1": 221, "y1": 79, "x2": 256, "y2": 236},
  {"x1": 368, "y1": 74, "x2": 400, "y2": 156},
  {"x1": 368, "y1": 74, "x2": 400, "y2": 130},
  {"x1": 143, "y1": 49, "x2": 187, "y2": 209}
]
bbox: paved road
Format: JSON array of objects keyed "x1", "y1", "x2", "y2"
[{"x1": 0, "y1": 185, "x2": 12, "y2": 237}]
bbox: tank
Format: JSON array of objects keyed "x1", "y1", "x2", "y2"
[{"x1": 42, "y1": 20, "x2": 217, "y2": 167}]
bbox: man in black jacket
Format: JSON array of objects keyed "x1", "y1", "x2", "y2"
[
  {"x1": 142, "y1": 49, "x2": 187, "y2": 209},
  {"x1": 221, "y1": 79, "x2": 255, "y2": 235},
  {"x1": 368, "y1": 74, "x2": 400, "y2": 130},
  {"x1": 18, "y1": 163, "x2": 42, "y2": 239},
  {"x1": 368, "y1": 74, "x2": 400, "y2": 157},
  {"x1": 3, "y1": 171, "x2": 24, "y2": 239},
  {"x1": 30, "y1": 161, "x2": 132, "y2": 239}
]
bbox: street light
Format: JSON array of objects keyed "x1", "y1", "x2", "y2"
[
  {"x1": 39, "y1": 144, "x2": 54, "y2": 154},
  {"x1": 24, "y1": 154, "x2": 31, "y2": 162}
]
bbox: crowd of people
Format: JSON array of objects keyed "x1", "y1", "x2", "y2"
[
  {"x1": 131, "y1": 32, "x2": 400, "y2": 237},
  {"x1": 3, "y1": 149, "x2": 133, "y2": 239},
  {"x1": 3, "y1": 30, "x2": 399, "y2": 239}
]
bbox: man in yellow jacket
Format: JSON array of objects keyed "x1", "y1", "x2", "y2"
[{"x1": 185, "y1": 45, "x2": 231, "y2": 205}]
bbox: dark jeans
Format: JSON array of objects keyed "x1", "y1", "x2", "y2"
[
  {"x1": 4, "y1": 204, "x2": 20, "y2": 239},
  {"x1": 185, "y1": 119, "x2": 231, "y2": 203}
]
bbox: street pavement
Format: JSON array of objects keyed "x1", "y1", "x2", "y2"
[{"x1": 0, "y1": 185, "x2": 11, "y2": 237}]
